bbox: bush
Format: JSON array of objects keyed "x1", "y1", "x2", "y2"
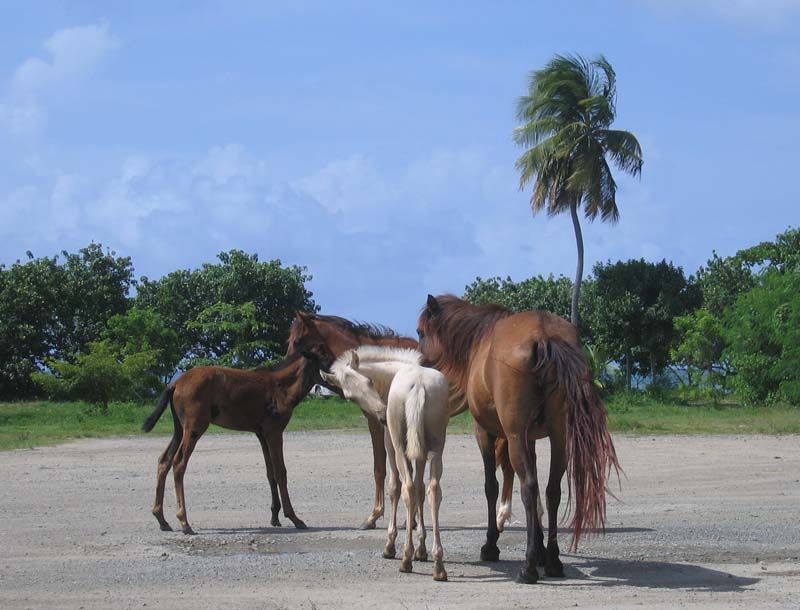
[{"x1": 32, "y1": 341, "x2": 157, "y2": 413}]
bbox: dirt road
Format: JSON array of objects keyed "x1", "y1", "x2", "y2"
[{"x1": 1, "y1": 433, "x2": 798, "y2": 609}]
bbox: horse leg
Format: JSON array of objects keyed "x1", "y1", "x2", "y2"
[
  {"x1": 475, "y1": 422, "x2": 501, "y2": 562},
  {"x1": 265, "y1": 430, "x2": 307, "y2": 529},
  {"x1": 256, "y1": 431, "x2": 281, "y2": 527},
  {"x1": 361, "y1": 414, "x2": 387, "y2": 530},
  {"x1": 505, "y1": 434, "x2": 542, "y2": 584},
  {"x1": 531, "y1": 439, "x2": 547, "y2": 567},
  {"x1": 413, "y1": 458, "x2": 428, "y2": 562},
  {"x1": 544, "y1": 429, "x2": 567, "y2": 577},
  {"x1": 427, "y1": 451, "x2": 447, "y2": 582},
  {"x1": 496, "y1": 438, "x2": 513, "y2": 533},
  {"x1": 172, "y1": 425, "x2": 205, "y2": 535},
  {"x1": 398, "y1": 454, "x2": 417, "y2": 573},
  {"x1": 152, "y1": 413, "x2": 181, "y2": 531},
  {"x1": 383, "y1": 427, "x2": 401, "y2": 559}
]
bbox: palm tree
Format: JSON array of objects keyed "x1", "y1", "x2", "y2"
[{"x1": 514, "y1": 54, "x2": 643, "y2": 328}]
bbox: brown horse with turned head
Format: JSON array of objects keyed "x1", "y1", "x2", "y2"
[
  {"x1": 285, "y1": 311, "x2": 526, "y2": 530},
  {"x1": 417, "y1": 294, "x2": 619, "y2": 584},
  {"x1": 142, "y1": 332, "x2": 334, "y2": 535}
]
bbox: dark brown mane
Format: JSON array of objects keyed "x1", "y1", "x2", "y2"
[
  {"x1": 422, "y1": 294, "x2": 513, "y2": 385},
  {"x1": 293, "y1": 313, "x2": 404, "y2": 342}
]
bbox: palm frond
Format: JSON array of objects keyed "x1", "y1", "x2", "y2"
[{"x1": 601, "y1": 129, "x2": 643, "y2": 177}]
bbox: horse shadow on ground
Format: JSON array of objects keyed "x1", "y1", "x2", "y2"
[
  {"x1": 458, "y1": 554, "x2": 759, "y2": 592},
  {"x1": 442, "y1": 526, "x2": 654, "y2": 535},
  {"x1": 200, "y1": 525, "x2": 355, "y2": 536}
]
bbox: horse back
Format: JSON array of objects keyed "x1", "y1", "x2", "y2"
[
  {"x1": 173, "y1": 366, "x2": 275, "y2": 432},
  {"x1": 488, "y1": 310, "x2": 578, "y2": 367}
]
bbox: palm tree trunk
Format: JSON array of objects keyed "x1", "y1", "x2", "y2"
[{"x1": 569, "y1": 201, "x2": 584, "y2": 329}]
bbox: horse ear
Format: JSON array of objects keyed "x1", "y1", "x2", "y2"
[
  {"x1": 426, "y1": 294, "x2": 440, "y2": 314},
  {"x1": 319, "y1": 369, "x2": 337, "y2": 386},
  {"x1": 350, "y1": 351, "x2": 360, "y2": 369}
]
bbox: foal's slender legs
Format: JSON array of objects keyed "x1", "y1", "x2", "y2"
[
  {"x1": 256, "y1": 431, "x2": 282, "y2": 526},
  {"x1": 173, "y1": 424, "x2": 206, "y2": 535},
  {"x1": 264, "y1": 430, "x2": 307, "y2": 529},
  {"x1": 398, "y1": 453, "x2": 418, "y2": 573},
  {"x1": 383, "y1": 427, "x2": 401, "y2": 559},
  {"x1": 427, "y1": 450, "x2": 447, "y2": 581},
  {"x1": 152, "y1": 410, "x2": 181, "y2": 531},
  {"x1": 413, "y1": 458, "x2": 428, "y2": 562},
  {"x1": 475, "y1": 423, "x2": 501, "y2": 561},
  {"x1": 362, "y1": 413, "x2": 387, "y2": 529}
]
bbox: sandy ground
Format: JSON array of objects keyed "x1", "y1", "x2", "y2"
[{"x1": 0, "y1": 432, "x2": 798, "y2": 610}]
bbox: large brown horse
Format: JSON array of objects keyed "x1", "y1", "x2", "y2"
[
  {"x1": 286, "y1": 311, "x2": 526, "y2": 530},
  {"x1": 417, "y1": 295, "x2": 619, "y2": 584},
  {"x1": 142, "y1": 336, "x2": 334, "y2": 535},
  {"x1": 286, "y1": 312, "x2": 417, "y2": 529}
]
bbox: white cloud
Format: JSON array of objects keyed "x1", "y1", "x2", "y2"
[
  {"x1": 10, "y1": 24, "x2": 118, "y2": 99},
  {"x1": 0, "y1": 24, "x2": 117, "y2": 141}
]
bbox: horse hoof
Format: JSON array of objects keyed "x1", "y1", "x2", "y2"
[
  {"x1": 159, "y1": 523, "x2": 173, "y2": 532},
  {"x1": 293, "y1": 520, "x2": 308, "y2": 530},
  {"x1": 480, "y1": 544, "x2": 500, "y2": 562},
  {"x1": 271, "y1": 518, "x2": 282, "y2": 527},
  {"x1": 359, "y1": 520, "x2": 377, "y2": 530},
  {"x1": 516, "y1": 568, "x2": 539, "y2": 585},
  {"x1": 399, "y1": 559, "x2": 413, "y2": 573},
  {"x1": 414, "y1": 549, "x2": 428, "y2": 562},
  {"x1": 433, "y1": 560, "x2": 448, "y2": 582},
  {"x1": 383, "y1": 545, "x2": 396, "y2": 559},
  {"x1": 181, "y1": 525, "x2": 196, "y2": 536},
  {"x1": 545, "y1": 559, "x2": 565, "y2": 578}
]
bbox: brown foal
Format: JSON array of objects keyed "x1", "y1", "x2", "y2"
[{"x1": 142, "y1": 338, "x2": 334, "y2": 534}]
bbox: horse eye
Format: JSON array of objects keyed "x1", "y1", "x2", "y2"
[{"x1": 417, "y1": 329, "x2": 424, "y2": 339}]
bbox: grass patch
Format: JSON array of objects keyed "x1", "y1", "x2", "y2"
[
  {"x1": 1, "y1": 394, "x2": 799, "y2": 451},
  {"x1": 606, "y1": 393, "x2": 800, "y2": 435}
]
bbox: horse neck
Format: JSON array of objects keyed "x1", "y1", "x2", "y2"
[
  {"x1": 357, "y1": 361, "x2": 408, "y2": 401},
  {"x1": 264, "y1": 356, "x2": 318, "y2": 408}
]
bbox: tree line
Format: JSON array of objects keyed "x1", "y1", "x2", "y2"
[
  {"x1": 1, "y1": 227, "x2": 797, "y2": 408},
  {"x1": 0, "y1": 245, "x2": 315, "y2": 408},
  {"x1": 465, "y1": 226, "x2": 800, "y2": 406}
]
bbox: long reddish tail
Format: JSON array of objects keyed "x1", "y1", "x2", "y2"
[{"x1": 543, "y1": 340, "x2": 620, "y2": 550}]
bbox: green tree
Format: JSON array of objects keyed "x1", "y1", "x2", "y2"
[
  {"x1": 137, "y1": 250, "x2": 316, "y2": 365},
  {"x1": 32, "y1": 340, "x2": 157, "y2": 414},
  {"x1": 103, "y1": 308, "x2": 182, "y2": 384},
  {"x1": 588, "y1": 259, "x2": 700, "y2": 390},
  {"x1": 723, "y1": 271, "x2": 800, "y2": 406},
  {"x1": 464, "y1": 274, "x2": 573, "y2": 318},
  {"x1": 514, "y1": 54, "x2": 643, "y2": 328},
  {"x1": 0, "y1": 244, "x2": 134, "y2": 398},
  {"x1": 671, "y1": 308, "x2": 728, "y2": 395},
  {"x1": 185, "y1": 301, "x2": 271, "y2": 369}
]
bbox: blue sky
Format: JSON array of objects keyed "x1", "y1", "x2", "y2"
[{"x1": 1, "y1": 1, "x2": 799, "y2": 333}]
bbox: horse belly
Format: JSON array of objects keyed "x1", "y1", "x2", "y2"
[{"x1": 468, "y1": 400, "x2": 504, "y2": 438}]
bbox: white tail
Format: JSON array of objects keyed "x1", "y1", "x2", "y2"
[{"x1": 404, "y1": 383, "x2": 427, "y2": 461}]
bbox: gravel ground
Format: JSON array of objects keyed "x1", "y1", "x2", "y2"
[{"x1": 1, "y1": 432, "x2": 798, "y2": 609}]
